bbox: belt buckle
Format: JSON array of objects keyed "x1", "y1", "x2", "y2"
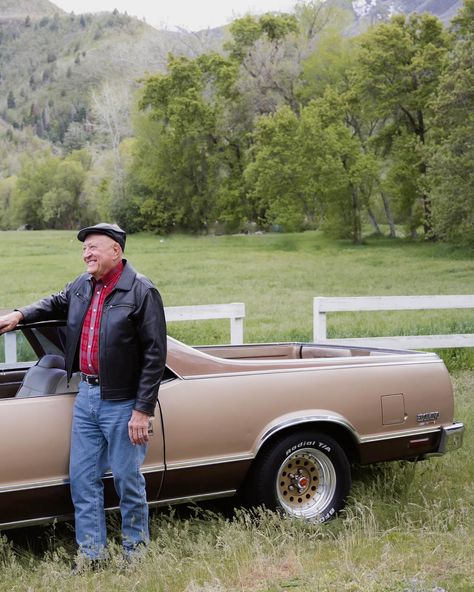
[{"x1": 83, "y1": 373, "x2": 99, "y2": 385}]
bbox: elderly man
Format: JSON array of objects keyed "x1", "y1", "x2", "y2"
[{"x1": 0, "y1": 223, "x2": 167, "y2": 564}]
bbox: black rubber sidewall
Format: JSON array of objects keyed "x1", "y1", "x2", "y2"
[{"x1": 247, "y1": 430, "x2": 351, "y2": 522}]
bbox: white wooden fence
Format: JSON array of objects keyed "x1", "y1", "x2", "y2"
[
  {"x1": 1, "y1": 303, "x2": 246, "y2": 364},
  {"x1": 165, "y1": 303, "x2": 245, "y2": 345},
  {"x1": 4, "y1": 295, "x2": 474, "y2": 362},
  {"x1": 313, "y1": 295, "x2": 474, "y2": 349},
  {"x1": 3, "y1": 332, "x2": 18, "y2": 364}
]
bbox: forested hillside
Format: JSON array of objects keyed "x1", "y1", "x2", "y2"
[
  {"x1": 0, "y1": 3, "x2": 223, "y2": 147},
  {"x1": 0, "y1": 0, "x2": 472, "y2": 246}
]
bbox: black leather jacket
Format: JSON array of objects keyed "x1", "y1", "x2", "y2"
[{"x1": 19, "y1": 260, "x2": 167, "y2": 416}]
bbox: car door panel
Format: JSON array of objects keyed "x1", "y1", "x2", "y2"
[{"x1": 0, "y1": 391, "x2": 165, "y2": 528}]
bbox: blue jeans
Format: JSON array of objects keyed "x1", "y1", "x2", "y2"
[{"x1": 69, "y1": 382, "x2": 149, "y2": 559}]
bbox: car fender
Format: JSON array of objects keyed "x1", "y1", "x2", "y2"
[{"x1": 253, "y1": 409, "x2": 360, "y2": 458}]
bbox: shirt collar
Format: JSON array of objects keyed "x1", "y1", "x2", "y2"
[{"x1": 90, "y1": 260, "x2": 124, "y2": 286}]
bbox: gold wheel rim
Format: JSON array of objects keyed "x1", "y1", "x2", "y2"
[{"x1": 276, "y1": 447, "x2": 336, "y2": 519}]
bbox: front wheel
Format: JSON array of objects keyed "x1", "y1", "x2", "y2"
[{"x1": 245, "y1": 431, "x2": 351, "y2": 522}]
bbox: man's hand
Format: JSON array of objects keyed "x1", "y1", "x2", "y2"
[
  {"x1": 0, "y1": 311, "x2": 23, "y2": 335},
  {"x1": 128, "y1": 409, "x2": 152, "y2": 446}
]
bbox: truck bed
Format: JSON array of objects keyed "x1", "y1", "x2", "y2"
[{"x1": 195, "y1": 342, "x2": 402, "y2": 360}]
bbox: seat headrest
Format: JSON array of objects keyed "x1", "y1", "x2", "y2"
[{"x1": 37, "y1": 354, "x2": 66, "y2": 370}]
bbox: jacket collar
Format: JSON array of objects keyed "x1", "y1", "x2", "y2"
[
  {"x1": 114, "y1": 259, "x2": 137, "y2": 291},
  {"x1": 85, "y1": 259, "x2": 136, "y2": 292}
]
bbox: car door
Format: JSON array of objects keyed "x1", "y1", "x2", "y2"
[
  {"x1": 0, "y1": 393, "x2": 76, "y2": 527},
  {"x1": 0, "y1": 324, "x2": 166, "y2": 529}
]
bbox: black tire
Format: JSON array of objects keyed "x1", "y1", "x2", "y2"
[{"x1": 245, "y1": 430, "x2": 351, "y2": 522}]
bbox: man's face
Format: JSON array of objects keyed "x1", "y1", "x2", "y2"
[{"x1": 82, "y1": 234, "x2": 120, "y2": 279}]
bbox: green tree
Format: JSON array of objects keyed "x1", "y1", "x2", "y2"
[
  {"x1": 0, "y1": 176, "x2": 17, "y2": 229},
  {"x1": 225, "y1": 12, "x2": 301, "y2": 114},
  {"x1": 12, "y1": 151, "x2": 91, "y2": 229},
  {"x1": 246, "y1": 95, "x2": 377, "y2": 243},
  {"x1": 13, "y1": 155, "x2": 54, "y2": 228},
  {"x1": 245, "y1": 106, "x2": 309, "y2": 231},
  {"x1": 299, "y1": 23, "x2": 397, "y2": 238},
  {"x1": 42, "y1": 157, "x2": 87, "y2": 228},
  {"x1": 128, "y1": 5, "x2": 345, "y2": 234},
  {"x1": 354, "y1": 13, "x2": 450, "y2": 238},
  {"x1": 136, "y1": 55, "x2": 222, "y2": 232},
  {"x1": 429, "y1": 0, "x2": 474, "y2": 244},
  {"x1": 132, "y1": 53, "x2": 249, "y2": 233}
]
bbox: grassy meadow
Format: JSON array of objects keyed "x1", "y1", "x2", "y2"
[
  {"x1": 0, "y1": 229, "x2": 473, "y2": 591},
  {"x1": 2, "y1": 229, "x2": 474, "y2": 357}
]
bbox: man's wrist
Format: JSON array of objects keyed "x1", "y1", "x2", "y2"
[{"x1": 133, "y1": 408, "x2": 152, "y2": 417}]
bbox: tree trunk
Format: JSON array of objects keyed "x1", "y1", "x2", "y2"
[
  {"x1": 367, "y1": 206, "x2": 382, "y2": 235},
  {"x1": 380, "y1": 191, "x2": 397, "y2": 238},
  {"x1": 351, "y1": 188, "x2": 362, "y2": 244}
]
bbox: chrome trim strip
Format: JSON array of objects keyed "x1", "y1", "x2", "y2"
[
  {"x1": 0, "y1": 478, "x2": 69, "y2": 494},
  {"x1": 151, "y1": 489, "x2": 237, "y2": 508},
  {"x1": 359, "y1": 425, "x2": 443, "y2": 444},
  {"x1": 84, "y1": 492, "x2": 238, "y2": 514},
  {"x1": 0, "y1": 464, "x2": 165, "y2": 494},
  {"x1": 0, "y1": 513, "x2": 73, "y2": 530},
  {"x1": 259, "y1": 415, "x2": 360, "y2": 449},
  {"x1": 166, "y1": 454, "x2": 253, "y2": 471},
  {"x1": 142, "y1": 464, "x2": 166, "y2": 474},
  {"x1": 184, "y1": 356, "x2": 442, "y2": 380}
]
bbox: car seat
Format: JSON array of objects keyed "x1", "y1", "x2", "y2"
[{"x1": 16, "y1": 354, "x2": 67, "y2": 398}]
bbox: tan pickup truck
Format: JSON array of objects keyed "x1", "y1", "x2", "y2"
[{"x1": 0, "y1": 320, "x2": 464, "y2": 528}]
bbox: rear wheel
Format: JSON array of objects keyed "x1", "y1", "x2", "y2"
[{"x1": 246, "y1": 430, "x2": 351, "y2": 522}]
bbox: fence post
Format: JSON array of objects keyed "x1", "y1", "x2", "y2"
[
  {"x1": 164, "y1": 303, "x2": 245, "y2": 345},
  {"x1": 230, "y1": 316, "x2": 244, "y2": 345},
  {"x1": 4, "y1": 332, "x2": 17, "y2": 363},
  {"x1": 313, "y1": 298, "x2": 327, "y2": 342}
]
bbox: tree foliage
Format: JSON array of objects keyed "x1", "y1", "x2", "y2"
[
  {"x1": 129, "y1": 50, "x2": 254, "y2": 233},
  {"x1": 12, "y1": 150, "x2": 92, "y2": 229},
  {"x1": 353, "y1": 13, "x2": 450, "y2": 238},
  {"x1": 1, "y1": 2, "x2": 472, "y2": 246},
  {"x1": 428, "y1": 0, "x2": 474, "y2": 244}
]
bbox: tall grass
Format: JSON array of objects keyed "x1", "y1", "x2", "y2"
[{"x1": 0, "y1": 230, "x2": 473, "y2": 590}]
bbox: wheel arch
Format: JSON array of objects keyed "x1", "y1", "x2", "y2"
[
  {"x1": 254, "y1": 417, "x2": 361, "y2": 466},
  {"x1": 240, "y1": 418, "x2": 357, "y2": 520}
]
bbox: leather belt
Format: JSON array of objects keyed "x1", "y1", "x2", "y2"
[{"x1": 81, "y1": 373, "x2": 100, "y2": 385}]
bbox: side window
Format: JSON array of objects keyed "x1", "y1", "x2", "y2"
[
  {"x1": 0, "y1": 330, "x2": 37, "y2": 365},
  {"x1": 0, "y1": 325, "x2": 63, "y2": 366},
  {"x1": 0, "y1": 326, "x2": 71, "y2": 400}
]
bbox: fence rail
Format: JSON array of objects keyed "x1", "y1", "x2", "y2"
[
  {"x1": 3, "y1": 295, "x2": 473, "y2": 362},
  {"x1": 1, "y1": 302, "x2": 246, "y2": 364},
  {"x1": 165, "y1": 303, "x2": 245, "y2": 345},
  {"x1": 313, "y1": 295, "x2": 474, "y2": 349}
]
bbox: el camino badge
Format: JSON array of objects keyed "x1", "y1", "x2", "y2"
[{"x1": 416, "y1": 411, "x2": 440, "y2": 423}]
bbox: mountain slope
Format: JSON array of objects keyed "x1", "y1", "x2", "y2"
[
  {"x1": 0, "y1": 0, "x2": 465, "y2": 164},
  {"x1": 351, "y1": 0, "x2": 462, "y2": 25},
  {"x1": 0, "y1": 3, "x2": 225, "y2": 155},
  {"x1": 0, "y1": 0, "x2": 63, "y2": 20}
]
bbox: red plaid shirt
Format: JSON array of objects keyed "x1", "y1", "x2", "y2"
[{"x1": 79, "y1": 261, "x2": 124, "y2": 375}]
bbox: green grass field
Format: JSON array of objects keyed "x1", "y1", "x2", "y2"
[
  {"x1": 2, "y1": 230, "x2": 474, "y2": 354},
  {"x1": 0, "y1": 230, "x2": 473, "y2": 591}
]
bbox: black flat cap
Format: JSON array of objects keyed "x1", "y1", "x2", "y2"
[{"x1": 77, "y1": 223, "x2": 126, "y2": 251}]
